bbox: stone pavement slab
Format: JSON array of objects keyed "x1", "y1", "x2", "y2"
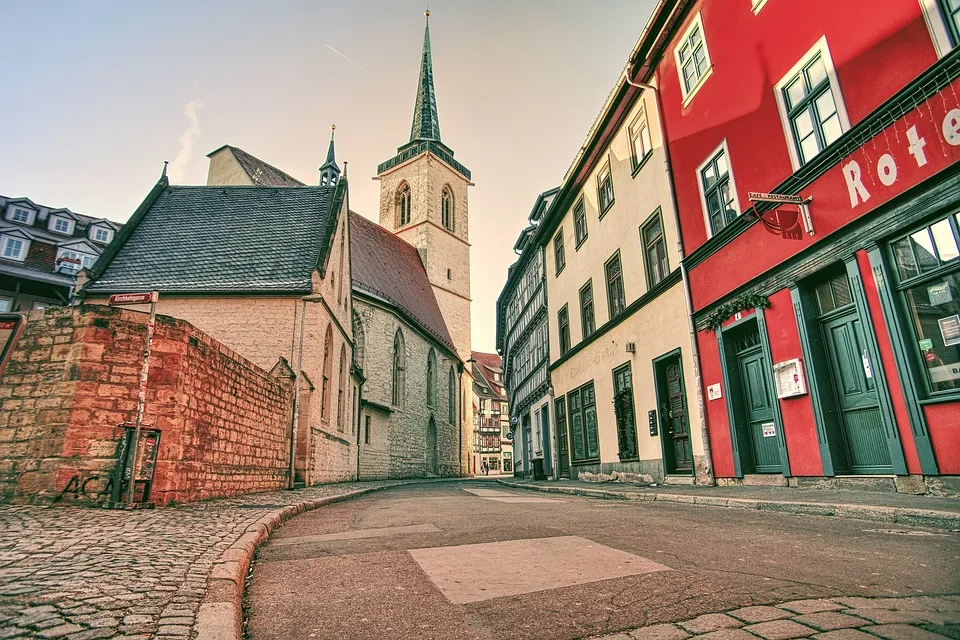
[
  {"x1": 743, "y1": 620, "x2": 818, "y2": 639},
  {"x1": 729, "y1": 606, "x2": 794, "y2": 623},
  {"x1": 0, "y1": 479, "x2": 432, "y2": 640}
]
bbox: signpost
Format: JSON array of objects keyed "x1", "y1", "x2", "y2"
[
  {"x1": 109, "y1": 291, "x2": 159, "y2": 507},
  {"x1": 0, "y1": 314, "x2": 25, "y2": 377}
]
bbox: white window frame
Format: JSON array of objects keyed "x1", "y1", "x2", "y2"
[
  {"x1": 6, "y1": 207, "x2": 35, "y2": 225},
  {"x1": 628, "y1": 105, "x2": 653, "y2": 171},
  {"x1": 0, "y1": 296, "x2": 12, "y2": 312},
  {"x1": 1, "y1": 235, "x2": 30, "y2": 262},
  {"x1": 752, "y1": 0, "x2": 770, "y2": 14},
  {"x1": 774, "y1": 36, "x2": 851, "y2": 171},
  {"x1": 91, "y1": 226, "x2": 114, "y2": 244},
  {"x1": 673, "y1": 12, "x2": 713, "y2": 106},
  {"x1": 49, "y1": 216, "x2": 75, "y2": 235},
  {"x1": 695, "y1": 139, "x2": 742, "y2": 239},
  {"x1": 919, "y1": 0, "x2": 957, "y2": 58},
  {"x1": 56, "y1": 248, "x2": 97, "y2": 271}
]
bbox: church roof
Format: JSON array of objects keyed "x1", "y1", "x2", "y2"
[
  {"x1": 86, "y1": 178, "x2": 343, "y2": 294},
  {"x1": 350, "y1": 211, "x2": 455, "y2": 353},
  {"x1": 410, "y1": 13, "x2": 441, "y2": 144},
  {"x1": 208, "y1": 145, "x2": 305, "y2": 187}
]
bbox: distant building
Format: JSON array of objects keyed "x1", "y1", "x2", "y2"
[
  {"x1": 497, "y1": 189, "x2": 557, "y2": 479},
  {"x1": 0, "y1": 195, "x2": 120, "y2": 312},
  {"x1": 472, "y1": 351, "x2": 511, "y2": 475}
]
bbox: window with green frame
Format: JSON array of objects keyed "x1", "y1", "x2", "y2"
[
  {"x1": 558, "y1": 305, "x2": 571, "y2": 356},
  {"x1": 700, "y1": 146, "x2": 737, "y2": 235},
  {"x1": 555, "y1": 396, "x2": 568, "y2": 459},
  {"x1": 781, "y1": 53, "x2": 844, "y2": 165},
  {"x1": 567, "y1": 382, "x2": 599, "y2": 463},
  {"x1": 605, "y1": 251, "x2": 626, "y2": 319},
  {"x1": 580, "y1": 280, "x2": 595, "y2": 339},
  {"x1": 597, "y1": 162, "x2": 614, "y2": 216},
  {"x1": 554, "y1": 229, "x2": 566, "y2": 274},
  {"x1": 573, "y1": 199, "x2": 588, "y2": 248},
  {"x1": 890, "y1": 211, "x2": 960, "y2": 395},
  {"x1": 641, "y1": 210, "x2": 670, "y2": 289},
  {"x1": 939, "y1": 0, "x2": 960, "y2": 46}
]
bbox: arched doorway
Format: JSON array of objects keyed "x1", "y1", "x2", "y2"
[{"x1": 426, "y1": 417, "x2": 439, "y2": 476}]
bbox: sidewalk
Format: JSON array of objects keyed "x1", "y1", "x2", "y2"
[
  {"x1": 497, "y1": 478, "x2": 960, "y2": 530},
  {"x1": 0, "y1": 479, "x2": 443, "y2": 640}
]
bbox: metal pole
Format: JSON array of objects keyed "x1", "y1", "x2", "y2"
[
  {"x1": 290, "y1": 299, "x2": 307, "y2": 489},
  {"x1": 127, "y1": 291, "x2": 158, "y2": 507}
]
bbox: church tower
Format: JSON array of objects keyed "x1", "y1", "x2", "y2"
[{"x1": 376, "y1": 10, "x2": 473, "y2": 365}]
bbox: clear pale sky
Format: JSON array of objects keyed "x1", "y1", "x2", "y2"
[{"x1": 0, "y1": 0, "x2": 656, "y2": 353}]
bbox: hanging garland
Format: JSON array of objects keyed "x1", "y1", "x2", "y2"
[{"x1": 703, "y1": 293, "x2": 770, "y2": 331}]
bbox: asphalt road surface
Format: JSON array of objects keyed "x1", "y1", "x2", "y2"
[{"x1": 246, "y1": 481, "x2": 960, "y2": 640}]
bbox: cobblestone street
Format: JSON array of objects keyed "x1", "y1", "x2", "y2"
[{"x1": 0, "y1": 481, "x2": 412, "y2": 639}]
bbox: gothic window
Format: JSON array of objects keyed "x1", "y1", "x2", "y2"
[
  {"x1": 392, "y1": 329, "x2": 406, "y2": 406},
  {"x1": 397, "y1": 182, "x2": 412, "y2": 227},
  {"x1": 441, "y1": 186, "x2": 455, "y2": 232},
  {"x1": 352, "y1": 311, "x2": 365, "y2": 370},
  {"x1": 321, "y1": 325, "x2": 333, "y2": 420},
  {"x1": 448, "y1": 366, "x2": 457, "y2": 423},
  {"x1": 337, "y1": 345, "x2": 347, "y2": 432},
  {"x1": 426, "y1": 348, "x2": 437, "y2": 408}
]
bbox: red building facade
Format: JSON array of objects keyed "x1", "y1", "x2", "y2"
[{"x1": 630, "y1": 0, "x2": 960, "y2": 485}]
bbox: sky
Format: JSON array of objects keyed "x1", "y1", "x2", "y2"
[{"x1": 0, "y1": 0, "x2": 656, "y2": 353}]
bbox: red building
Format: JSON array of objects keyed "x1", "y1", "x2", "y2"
[{"x1": 628, "y1": 0, "x2": 960, "y2": 487}]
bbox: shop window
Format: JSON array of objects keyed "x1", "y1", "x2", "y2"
[
  {"x1": 641, "y1": 210, "x2": 670, "y2": 289},
  {"x1": 567, "y1": 382, "x2": 599, "y2": 463},
  {"x1": 698, "y1": 142, "x2": 740, "y2": 237},
  {"x1": 573, "y1": 199, "x2": 588, "y2": 248},
  {"x1": 558, "y1": 305, "x2": 570, "y2": 355},
  {"x1": 605, "y1": 251, "x2": 626, "y2": 319},
  {"x1": 890, "y1": 212, "x2": 960, "y2": 394},
  {"x1": 555, "y1": 396, "x2": 568, "y2": 457},
  {"x1": 579, "y1": 280, "x2": 595, "y2": 339},
  {"x1": 775, "y1": 38, "x2": 849, "y2": 169}
]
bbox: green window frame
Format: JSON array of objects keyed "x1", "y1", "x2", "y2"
[
  {"x1": 889, "y1": 210, "x2": 960, "y2": 397},
  {"x1": 938, "y1": 0, "x2": 960, "y2": 47},
  {"x1": 700, "y1": 145, "x2": 737, "y2": 236},
  {"x1": 573, "y1": 199, "x2": 588, "y2": 248},
  {"x1": 567, "y1": 382, "x2": 599, "y2": 463},
  {"x1": 628, "y1": 108, "x2": 653, "y2": 172},
  {"x1": 605, "y1": 251, "x2": 626, "y2": 320},
  {"x1": 782, "y1": 53, "x2": 844, "y2": 165},
  {"x1": 554, "y1": 228, "x2": 566, "y2": 275},
  {"x1": 597, "y1": 162, "x2": 614, "y2": 216},
  {"x1": 580, "y1": 280, "x2": 595, "y2": 339},
  {"x1": 555, "y1": 396, "x2": 568, "y2": 457},
  {"x1": 677, "y1": 20, "x2": 710, "y2": 95},
  {"x1": 558, "y1": 305, "x2": 571, "y2": 356},
  {"x1": 641, "y1": 210, "x2": 670, "y2": 290}
]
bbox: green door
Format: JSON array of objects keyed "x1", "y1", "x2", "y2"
[
  {"x1": 820, "y1": 310, "x2": 892, "y2": 474},
  {"x1": 735, "y1": 343, "x2": 781, "y2": 473},
  {"x1": 660, "y1": 357, "x2": 692, "y2": 473}
]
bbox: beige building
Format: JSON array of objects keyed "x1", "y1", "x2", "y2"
[
  {"x1": 530, "y1": 76, "x2": 711, "y2": 484},
  {"x1": 472, "y1": 351, "x2": 511, "y2": 475}
]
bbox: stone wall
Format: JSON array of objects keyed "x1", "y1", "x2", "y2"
[{"x1": 0, "y1": 305, "x2": 294, "y2": 506}]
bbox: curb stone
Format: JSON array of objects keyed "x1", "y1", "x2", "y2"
[
  {"x1": 496, "y1": 480, "x2": 960, "y2": 531},
  {"x1": 193, "y1": 479, "x2": 457, "y2": 640}
]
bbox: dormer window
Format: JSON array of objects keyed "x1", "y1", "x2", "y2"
[
  {"x1": 91, "y1": 227, "x2": 113, "y2": 244},
  {"x1": 49, "y1": 216, "x2": 75, "y2": 235},
  {"x1": 56, "y1": 249, "x2": 97, "y2": 272},
  {"x1": 1, "y1": 235, "x2": 29, "y2": 262},
  {"x1": 7, "y1": 207, "x2": 34, "y2": 225}
]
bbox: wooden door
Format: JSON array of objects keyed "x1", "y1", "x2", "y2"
[
  {"x1": 734, "y1": 339, "x2": 781, "y2": 473},
  {"x1": 658, "y1": 356, "x2": 692, "y2": 473}
]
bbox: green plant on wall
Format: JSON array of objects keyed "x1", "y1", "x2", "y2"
[{"x1": 704, "y1": 293, "x2": 771, "y2": 331}]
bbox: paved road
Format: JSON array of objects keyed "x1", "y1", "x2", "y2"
[{"x1": 247, "y1": 482, "x2": 960, "y2": 640}]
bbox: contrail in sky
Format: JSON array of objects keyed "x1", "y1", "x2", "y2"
[
  {"x1": 324, "y1": 43, "x2": 366, "y2": 71},
  {"x1": 168, "y1": 100, "x2": 203, "y2": 183}
]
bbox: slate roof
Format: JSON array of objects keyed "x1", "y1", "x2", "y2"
[
  {"x1": 87, "y1": 182, "x2": 339, "y2": 294},
  {"x1": 349, "y1": 211, "x2": 455, "y2": 353},
  {"x1": 209, "y1": 145, "x2": 305, "y2": 187},
  {"x1": 472, "y1": 351, "x2": 506, "y2": 401}
]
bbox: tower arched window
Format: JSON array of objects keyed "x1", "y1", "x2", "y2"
[
  {"x1": 426, "y1": 348, "x2": 437, "y2": 408},
  {"x1": 337, "y1": 344, "x2": 347, "y2": 432},
  {"x1": 352, "y1": 311, "x2": 365, "y2": 370},
  {"x1": 441, "y1": 186, "x2": 454, "y2": 232},
  {"x1": 321, "y1": 325, "x2": 333, "y2": 420},
  {"x1": 397, "y1": 183, "x2": 412, "y2": 227},
  {"x1": 392, "y1": 329, "x2": 406, "y2": 406},
  {"x1": 448, "y1": 365, "x2": 457, "y2": 424}
]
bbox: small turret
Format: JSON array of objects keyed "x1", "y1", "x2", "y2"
[{"x1": 319, "y1": 125, "x2": 340, "y2": 187}]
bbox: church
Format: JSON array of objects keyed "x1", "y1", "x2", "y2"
[{"x1": 81, "y1": 12, "x2": 474, "y2": 483}]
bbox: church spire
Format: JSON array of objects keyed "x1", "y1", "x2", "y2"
[
  {"x1": 319, "y1": 125, "x2": 340, "y2": 187},
  {"x1": 410, "y1": 10, "x2": 441, "y2": 143}
]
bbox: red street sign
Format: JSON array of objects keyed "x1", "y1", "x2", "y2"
[{"x1": 109, "y1": 292, "x2": 157, "y2": 305}]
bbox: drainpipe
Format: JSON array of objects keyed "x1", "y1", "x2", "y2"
[{"x1": 623, "y1": 70, "x2": 714, "y2": 485}]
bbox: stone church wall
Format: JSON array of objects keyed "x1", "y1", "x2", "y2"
[
  {"x1": 354, "y1": 299, "x2": 462, "y2": 479},
  {"x1": 0, "y1": 305, "x2": 293, "y2": 506}
]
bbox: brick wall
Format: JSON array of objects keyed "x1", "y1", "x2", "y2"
[{"x1": 0, "y1": 305, "x2": 294, "y2": 506}]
